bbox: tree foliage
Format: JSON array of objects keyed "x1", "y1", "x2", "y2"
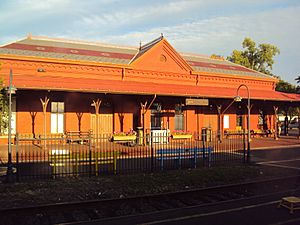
[
  {"x1": 275, "y1": 80, "x2": 298, "y2": 93},
  {"x1": 0, "y1": 62, "x2": 8, "y2": 134},
  {"x1": 0, "y1": 85, "x2": 8, "y2": 134},
  {"x1": 227, "y1": 37, "x2": 280, "y2": 75},
  {"x1": 227, "y1": 38, "x2": 300, "y2": 93}
]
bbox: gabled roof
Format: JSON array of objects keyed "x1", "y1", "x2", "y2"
[
  {"x1": 0, "y1": 35, "x2": 276, "y2": 80},
  {"x1": 130, "y1": 36, "x2": 163, "y2": 63},
  {"x1": 1, "y1": 35, "x2": 298, "y2": 102},
  {"x1": 182, "y1": 53, "x2": 273, "y2": 79},
  {"x1": 130, "y1": 36, "x2": 193, "y2": 74},
  {"x1": 0, "y1": 35, "x2": 137, "y2": 65}
]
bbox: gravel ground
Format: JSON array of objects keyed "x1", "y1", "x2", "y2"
[{"x1": 0, "y1": 164, "x2": 297, "y2": 209}]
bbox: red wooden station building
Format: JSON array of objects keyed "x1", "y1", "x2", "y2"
[{"x1": 0, "y1": 34, "x2": 299, "y2": 142}]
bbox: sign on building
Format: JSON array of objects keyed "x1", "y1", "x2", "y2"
[{"x1": 185, "y1": 98, "x2": 209, "y2": 106}]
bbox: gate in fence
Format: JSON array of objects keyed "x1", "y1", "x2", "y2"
[{"x1": 12, "y1": 130, "x2": 246, "y2": 180}]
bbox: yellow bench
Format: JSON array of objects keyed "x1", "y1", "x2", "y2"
[
  {"x1": 224, "y1": 129, "x2": 245, "y2": 138},
  {"x1": 251, "y1": 129, "x2": 274, "y2": 138},
  {"x1": 66, "y1": 131, "x2": 90, "y2": 144},
  {"x1": 251, "y1": 129, "x2": 265, "y2": 137},
  {"x1": 49, "y1": 150, "x2": 120, "y2": 176},
  {"x1": 278, "y1": 196, "x2": 300, "y2": 213}
]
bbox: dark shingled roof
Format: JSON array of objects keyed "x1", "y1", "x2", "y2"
[
  {"x1": 130, "y1": 36, "x2": 163, "y2": 63},
  {"x1": 0, "y1": 36, "x2": 137, "y2": 65},
  {"x1": 182, "y1": 53, "x2": 271, "y2": 79}
]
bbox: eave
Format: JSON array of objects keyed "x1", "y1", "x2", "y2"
[{"x1": 9, "y1": 75, "x2": 300, "y2": 102}]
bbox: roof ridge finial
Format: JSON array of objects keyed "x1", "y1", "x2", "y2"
[
  {"x1": 139, "y1": 41, "x2": 142, "y2": 50},
  {"x1": 27, "y1": 33, "x2": 32, "y2": 39},
  {"x1": 161, "y1": 33, "x2": 164, "y2": 38}
]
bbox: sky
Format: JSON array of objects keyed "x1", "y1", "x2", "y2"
[{"x1": 0, "y1": 0, "x2": 299, "y2": 85}]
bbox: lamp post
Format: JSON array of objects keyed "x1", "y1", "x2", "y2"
[
  {"x1": 6, "y1": 68, "x2": 16, "y2": 182},
  {"x1": 234, "y1": 84, "x2": 251, "y2": 163}
]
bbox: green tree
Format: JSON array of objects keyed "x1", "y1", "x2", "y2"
[
  {"x1": 275, "y1": 80, "x2": 297, "y2": 93},
  {"x1": 0, "y1": 62, "x2": 8, "y2": 134},
  {"x1": 0, "y1": 88, "x2": 8, "y2": 134},
  {"x1": 227, "y1": 37, "x2": 280, "y2": 75}
]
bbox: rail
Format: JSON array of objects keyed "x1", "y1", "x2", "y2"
[{"x1": 0, "y1": 175, "x2": 299, "y2": 225}]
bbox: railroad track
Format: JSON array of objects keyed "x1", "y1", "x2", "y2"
[{"x1": 0, "y1": 175, "x2": 299, "y2": 225}]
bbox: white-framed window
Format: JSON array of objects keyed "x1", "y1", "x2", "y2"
[
  {"x1": 51, "y1": 102, "x2": 64, "y2": 133},
  {"x1": 223, "y1": 115, "x2": 229, "y2": 129}
]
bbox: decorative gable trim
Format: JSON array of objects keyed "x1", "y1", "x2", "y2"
[
  {"x1": 129, "y1": 36, "x2": 163, "y2": 64},
  {"x1": 130, "y1": 37, "x2": 193, "y2": 74}
]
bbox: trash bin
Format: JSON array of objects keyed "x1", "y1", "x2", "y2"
[
  {"x1": 201, "y1": 127, "x2": 212, "y2": 142},
  {"x1": 137, "y1": 127, "x2": 143, "y2": 145}
]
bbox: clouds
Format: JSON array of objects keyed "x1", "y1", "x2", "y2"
[
  {"x1": 73, "y1": 0, "x2": 205, "y2": 36},
  {"x1": 101, "y1": 5, "x2": 300, "y2": 55},
  {"x1": 17, "y1": 0, "x2": 71, "y2": 10},
  {"x1": 1, "y1": 0, "x2": 71, "y2": 21},
  {"x1": 0, "y1": 0, "x2": 299, "y2": 84}
]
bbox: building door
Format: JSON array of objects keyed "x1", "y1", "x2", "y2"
[
  {"x1": 203, "y1": 114, "x2": 218, "y2": 131},
  {"x1": 151, "y1": 103, "x2": 162, "y2": 129},
  {"x1": 51, "y1": 102, "x2": 64, "y2": 133},
  {"x1": 91, "y1": 113, "x2": 113, "y2": 135},
  {"x1": 236, "y1": 107, "x2": 244, "y2": 130},
  {"x1": 174, "y1": 104, "x2": 184, "y2": 130}
]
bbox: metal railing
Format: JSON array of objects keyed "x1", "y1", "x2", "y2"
[{"x1": 11, "y1": 130, "x2": 246, "y2": 180}]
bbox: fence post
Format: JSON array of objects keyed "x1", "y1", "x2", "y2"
[
  {"x1": 208, "y1": 147, "x2": 211, "y2": 168},
  {"x1": 193, "y1": 146, "x2": 197, "y2": 169},
  {"x1": 151, "y1": 135, "x2": 154, "y2": 172},
  {"x1": 178, "y1": 147, "x2": 181, "y2": 169},
  {"x1": 75, "y1": 151, "x2": 79, "y2": 176},
  {"x1": 88, "y1": 130, "x2": 92, "y2": 177},
  {"x1": 15, "y1": 133, "x2": 19, "y2": 182},
  {"x1": 95, "y1": 151, "x2": 99, "y2": 176},
  {"x1": 52, "y1": 153, "x2": 57, "y2": 179},
  {"x1": 113, "y1": 151, "x2": 117, "y2": 175},
  {"x1": 202, "y1": 136, "x2": 206, "y2": 167},
  {"x1": 243, "y1": 129, "x2": 246, "y2": 163}
]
